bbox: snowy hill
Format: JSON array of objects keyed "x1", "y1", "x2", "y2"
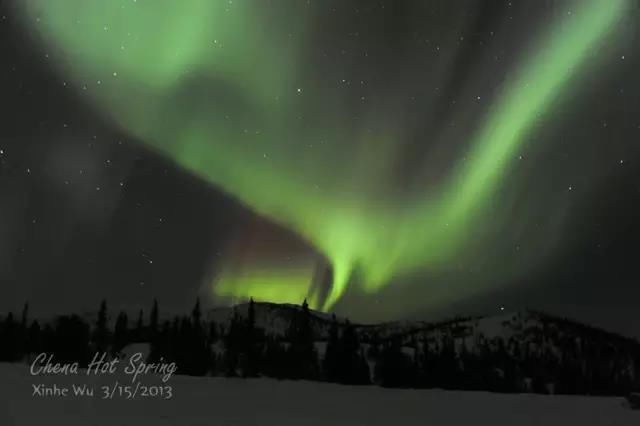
[
  {"x1": 206, "y1": 301, "x2": 336, "y2": 337},
  {"x1": 206, "y1": 302, "x2": 639, "y2": 348},
  {"x1": 202, "y1": 302, "x2": 640, "y2": 394}
]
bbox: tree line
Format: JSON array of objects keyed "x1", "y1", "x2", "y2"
[
  {"x1": 1, "y1": 300, "x2": 639, "y2": 396},
  {"x1": 0, "y1": 299, "x2": 370, "y2": 385}
]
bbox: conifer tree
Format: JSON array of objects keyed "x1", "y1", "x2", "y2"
[
  {"x1": 0, "y1": 313, "x2": 17, "y2": 361},
  {"x1": 27, "y1": 320, "x2": 42, "y2": 355},
  {"x1": 323, "y1": 314, "x2": 340, "y2": 382},
  {"x1": 135, "y1": 309, "x2": 144, "y2": 341},
  {"x1": 21, "y1": 303, "x2": 28, "y2": 329},
  {"x1": 93, "y1": 300, "x2": 109, "y2": 353},
  {"x1": 192, "y1": 297, "x2": 202, "y2": 326},
  {"x1": 113, "y1": 311, "x2": 129, "y2": 354},
  {"x1": 286, "y1": 298, "x2": 319, "y2": 380},
  {"x1": 243, "y1": 297, "x2": 260, "y2": 377},
  {"x1": 150, "y1": 299, "x2": 159, "y2": 339},
  {"x1": 338, "y1": 319, "x2": 370, "y2": 385},
  {"x1": 183, "y1": 298, "x2": 209, "y2": 376},
  {"x1": 18, "y1": 302, "x2": 29, "y2": 358},
  {"x1": 223, "y1": 308, "x2": 242, "y2": 376}
]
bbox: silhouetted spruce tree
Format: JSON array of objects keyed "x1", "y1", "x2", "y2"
[
  {"x1": 135, "y1": 309, "x2": 144, "y2": 341},
  {"x1": 207, "y1": 321, "x2": 218, "y2": 375},
  {"x1": 150, "y1": 299, "x2": 159, "y2": 339},
  {"x1": 262, "y1": 336, "x2": 287, "y2": 379},
  {"x1": 40, "y1": 323, "x2": 55, "y2": 355},
  {"x1": 186, "y1": 298, "x2": 209, "y2": 376},
  {"x1": 192, "y1": 298, "x2": 202, "y2": 325},
  {"x1": 337, "y1": 319, "x2": 370, "y2": 385},
  {"x1": 175, "y1": 316, "x2": 192, "y2": 372},
  {"x1": 26, "y1": 320, "x2": 42, "y2": 356},
  {"x1": 18, "y1": 303, "x2": 29, "y2": 358},
  {"x1": 223, "y1": 308, "x2": 242, "y2": 376},
  {"x1": 414, "y1": 339, "x2": 427, "y2": 388},
  {"x1": 376, "y1": 336, "x2": 414, "y2": 388},
  {"x1": 439, "y1": 335, "x2": 458, "y2": 389},
  {"x1": 208, "y1": 321, "x2": 218, "y2": 343},
  {"x1": 241, "y1": 297, "x2": 261, "y2": 377},
  {"x1": 0, "y1": 313, "x2": 19, "y2": 361},
  {"x1": 149, "y1": 299, "x2": 162, "y2": 362},
  {"x1": 93, "y1": 300, "x2": 109, "y2": 353},
  {"x1": 456, "y1": 341, "x2": 474, "y2": 390},
  {"x1": 157, "y1": 320, "x2": 171, "y2": 360},
  {"x1": 286, "y1": 299, "x2": 319, "y2": 380},
  {"x1": 113, "y1": 311, "x2": 129, "y2": 354},
  {"x1": 322, "y1": 314, "x2": 340, "y2": 382},
  {"x1": 53, "y1": 315, "x2": 91, "y2": 366},
  {"x1": 169, "y1": 316, "x2": 180, "y2": 362},
  {"x1": 20, "y1": 303, "x2": 28, "y2": 328},
  {"x1": 367, "y1": 331, "x2": 381, "y2": 358}
]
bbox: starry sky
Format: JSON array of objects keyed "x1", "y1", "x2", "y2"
[{"x1": 1, "y1": 0, "x2": 639, "y2": 335}]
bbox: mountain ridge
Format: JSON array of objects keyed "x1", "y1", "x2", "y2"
[{"x1": 204, "y1": 301, "x2": 640, "y2": 346}]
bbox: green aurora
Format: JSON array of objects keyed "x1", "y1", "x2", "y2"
[{"x1": 17, "y1": 0, "x2": 629, "y2": 311}]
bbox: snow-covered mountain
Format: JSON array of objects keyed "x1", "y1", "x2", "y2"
[
  {"x1": 204, "y1": 302, "x2": 640, "y2": 395},
  {"x1": 206, "y1": 301, "x2": 639, "y2": 350},
  {"x1": 206, "y1": 301, "x2": 336, "y2": 337}
]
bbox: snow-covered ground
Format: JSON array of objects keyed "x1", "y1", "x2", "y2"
[{"x1": 1, "y1": 363, "x2": 637, "y2": 426}]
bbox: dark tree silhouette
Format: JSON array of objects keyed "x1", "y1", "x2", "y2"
[
  {"x1": 322, "y1": 314, "x2": 340, "y2": 382},
  {"x1": 1, "y1": 299, "x2": 638, "y2": 396},
  {"x1": 223, "y1": 308, "x2": 242, "y2": 376},
  {"x1": 241, "y1": 297, "x2": 261, "y2": 377},
  {"x1": 150, "y1": 299, "x2": 159, "y2": 339},
  {"x1": 113, "y1": 311, "x2": 129, "y2": 354},
  {"x1": 376, "y1": 336, "x2": 415, "y2": 388},
  {"x1": 336, "y1": 319, "x2": 370, "y2": 385},
  {"x1": 286, "y1": 299, "x2": 319, "y2": 380},
  {"x1": 135, "y1": 309, "x2": 145, "y2": 341},
  {"x1": 53, "y1": 315, "x2": 91, "y2": 366},
  {"x1": 26, "y1": 320, "x2": 42, "y2": 356},
  {"x1": 93, "y1": 300, "x2": 109, "y2": 353},
  {"x1": 175, "y1": 298, "x2": 209, "y2": 376},
  {"x1": 0, "y1": 313, "x2": 20, "y2": 361}
]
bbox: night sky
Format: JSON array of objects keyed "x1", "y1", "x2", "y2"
[{"x1": 1, "y1": 0, "x2": 639, "y2": 336}]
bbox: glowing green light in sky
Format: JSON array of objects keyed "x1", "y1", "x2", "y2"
[
  {"x1": 216, "y1": 268, "x2": 320, "y2": 310},
  {"x1": 18, "y1": 0, "x2": 628, "y2": 311}
]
